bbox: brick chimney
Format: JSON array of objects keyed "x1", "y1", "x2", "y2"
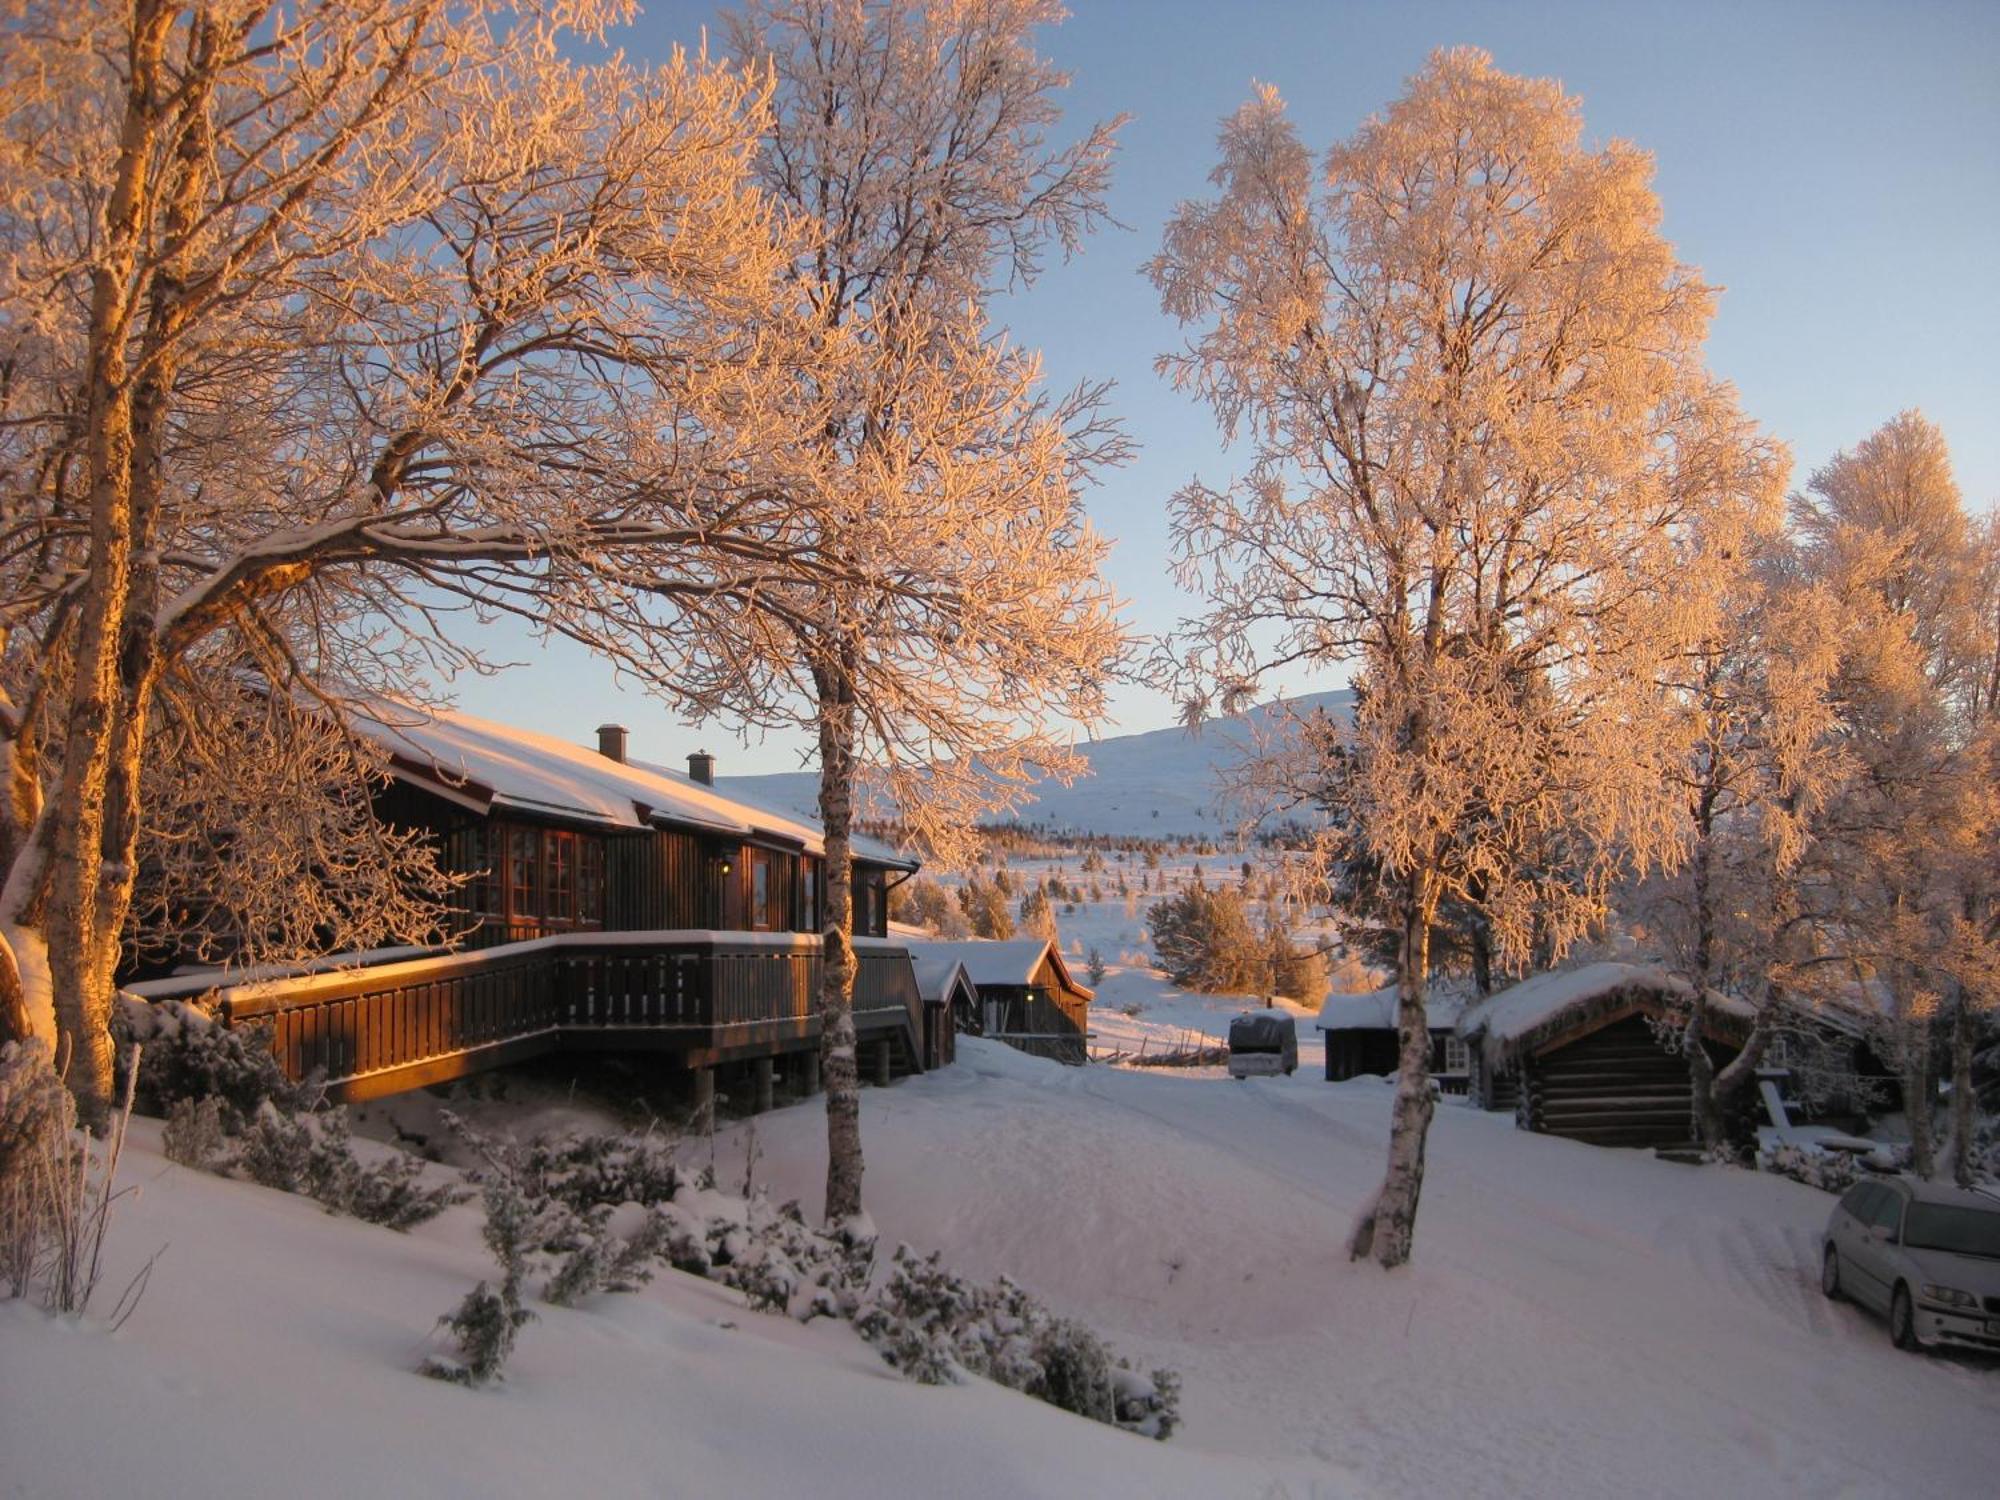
[
  {"x1": 686, "y1": 749, "x2": 715, "y2": 785},
  {"x1": 596, "y1": 723, "x2": 628, "y2": 763}
]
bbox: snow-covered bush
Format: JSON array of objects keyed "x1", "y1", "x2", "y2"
[
  {"x1": 854, "y1": 1246, "x2": 1180, "y2": 1439},
  {"x1": 161, "y1": 1096, "x2": 228, "y2": 1170},
  {"x1": 115, "y1": 996, "x2": 310, "y2": 1128},
  {"x1": 445, "y1": 1116, "x2": 687, "y2": 1305},
  {"x1": 1758, "y1": 1144, "x2": 1862, "y2": 1194},
  {"x1": 423, "y1": 1171, "x2": 537, "y2": 1387},
  {"x1": 231, "y1": 1103, "x2": 464, "y2": 1229}
]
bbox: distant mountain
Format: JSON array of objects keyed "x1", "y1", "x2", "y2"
[{"x1": 718, "y1": 690, "x2": 1353, "y2": 840}]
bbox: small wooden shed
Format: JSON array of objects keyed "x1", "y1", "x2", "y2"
[
  {"x1": 907, "y1": 951, "x2": 976, "y2": 1071},
  {"x1": 905, "y1": 938, "x2": 1093, "y2": 1065},
  {"x1": 1314, "y1": 985, "x2": 1472, "y2": 1093}
]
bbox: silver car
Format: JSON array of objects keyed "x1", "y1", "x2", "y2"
[{"x1": 1821, "y1": 1175, "x2": 2000, "y2": 1353}]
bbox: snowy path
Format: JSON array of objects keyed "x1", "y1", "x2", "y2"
[{"x1": 733, "y1": 1040, "x2": 2000, "y2": 1500}]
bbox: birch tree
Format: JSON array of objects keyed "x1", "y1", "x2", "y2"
[
  {"x1": 1151, "y1": 50, "x2": 1782, "y2": 1265},
  {"x1": 712, "y1": 0, "x2": 1127, "y2": 1225},
  {"x1": 0, "y1": 0, "x2": 837, "y2": 1114},
  {"x1": 1790, "y1": 413, "x2": 1998, "y2": 1179}
]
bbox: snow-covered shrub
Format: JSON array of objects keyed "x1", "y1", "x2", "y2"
[
  {"x1": 308, "y1": 1110, "x2": 466, "y2": 1230},
  {"x1": 161, "y1": 1096, "x2": 228, "y2": 1170},
  {"x1": 234, "y1": 1101, "x2": 316, "y2": 1192},
  {"x1": 854, "y1": 1246, "x2": 1180, "y2": 1439},
  {"x1": 1758, "y1": 1144, "x2": 1862, "y2": 1194},
  {"x1": 231, "y1": 1103, "x2": 462, "y2": 1229},
  {"x1": 115, "y1": 996, "x2": 310, "y2": 1128},
  {"x1": 445, "y1": 1116, "x2": 687, "y2": 1305},
  {"x1": 423, "y1": 1172, "x2": 537, "y2": 1387}
]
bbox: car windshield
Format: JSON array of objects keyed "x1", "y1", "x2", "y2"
[{"x1": 1902, "y1": 1203, "x2": 2000, "y2": 1259}]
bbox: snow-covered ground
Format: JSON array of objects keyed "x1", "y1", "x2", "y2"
[
  {"x1": 728, "y1": 1041, "x2": 2000, "y2": 1499},
  {"x1": 10, "y1": 854, "x2": 1995, "y2": 1499},
  {"x1": 6, "y1": 1029, "x2": 1998, "y2": 1498}
]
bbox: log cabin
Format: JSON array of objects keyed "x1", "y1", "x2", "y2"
[
  {"x1": 1456, "y1": 963, "x2": 1904, "y2": 1149},
  {"x1": 125, "y1": 704, "x2": 926, "y2": 1107},
  {"x1": 904, "y1": 938, "x2": 1092, "y2": 1065}
]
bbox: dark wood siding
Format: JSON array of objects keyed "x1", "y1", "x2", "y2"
[
  {"x1": 607, "y1": 827, "x2": 705, "y2": 930},
  {"x1": 1521, "y1": 1013, "x2": 1704, "y2": 1148}
]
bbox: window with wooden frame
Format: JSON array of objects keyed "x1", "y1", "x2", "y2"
[
  {"x1": 578, "y1": 838, "x2": 606, "y2": 926},
  {"x1": 799, "y1": 860, "x2": 818, "y2": 933},
  {"x1": 748, "y1": 849, "x2": 775, "y2": 931},
  {"x1": 544, "y1": 830, "x2": 576, "y2": 926},
  {"x1": 507, "y1": 826, "x2": 540, "y2": 920}
]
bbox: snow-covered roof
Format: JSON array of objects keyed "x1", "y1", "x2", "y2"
[
  {"x1": 908, "y1": 954, "x2": 977, "y2": 1008},
  {"x1": 348, "y1": 701, "x2": 916, "y2": 869},
  {"x1": 1456, "y1": 962, "x2": 1753, "y2": 1067},
  {"x1": 1314, "y1": 984, "x2": 1468, "y2": 1033},
  {"x1": 902, "y1": 938, "x2": 1094, "y2": 1001}
]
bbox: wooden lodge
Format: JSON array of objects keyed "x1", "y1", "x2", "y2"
[
  {"x1": 1314, "y1": 985, "x2": 1471, "y2": 1094},
  {"x1": 125, "y1": 706, "x2": 928, "y2": 1106},
  {"x1": 905, "y1": 938, "x2": 1093, "y2": 1065}
]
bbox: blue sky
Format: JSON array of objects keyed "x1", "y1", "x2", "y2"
[{"x1": 450, "y1": 0, "x2": 2000, "y2": 775}]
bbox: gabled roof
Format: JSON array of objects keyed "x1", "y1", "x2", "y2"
[
  {"x1": 350, "y1": 700, "x2": 917, "y2": 869},
  {"x1": 903, "y1": 937, "x2": 1094, "y2": 1001},
  {"x1": 908, "y1": 953, "x2": 978, "y2": 1008},
  {"x1": 1456, "y1": 962, "x2": 1753, "y2": 1067}
]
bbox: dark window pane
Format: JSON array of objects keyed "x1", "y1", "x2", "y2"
[
  {"x1": 578, "y1": 839, "x2": 605, "y2": 925},
  {"x1": 546, "y1": 832, "x2": 574, "y2": 924},
  {"x1": 509, "y1": 827, "x2": 540, "y2": 919}
]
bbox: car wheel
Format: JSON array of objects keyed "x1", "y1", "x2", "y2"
[
  {"x1": 1890, "y1": 1284, "x2": 1921, "y2": 1351},
  {"x1": 1821, "y1": 1246, "x2": 1842, "y2": 1301}
]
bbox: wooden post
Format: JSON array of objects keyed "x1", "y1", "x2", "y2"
[
  {"x1": 691, "y1": 1065, "x2": 715, "y2": 1133},
  {"x1": 874, "y1": 1038, "x2": 893, "y2": 1088},
  {"x1": 800, "y1": 1049, "x2": 821, "y2": 1096},
  {"x1": 754, "y1": 1055, "x2": 775, "y2": 1114}
]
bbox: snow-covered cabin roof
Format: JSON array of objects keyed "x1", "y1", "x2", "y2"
[
  {"x1": 349, "y1": 701, "x2": 917, "y2": 869},
  {"x1": 1456, "y1": 962, "x2": 1753, "y2": 1067},
  {"x1": 1315, "y1": 984, "x2": 1468, "y2": 1033},
  {"x1": 902, "y1": 938, "x2": 1094, "y2": 1001},
  {"x1": 908, "y1": 953, "x2": 977, "y2": 1009}
]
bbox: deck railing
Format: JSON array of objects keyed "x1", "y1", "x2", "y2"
[{"x1": 132, "y1": 931, "x2": 923, "y2": 1100}]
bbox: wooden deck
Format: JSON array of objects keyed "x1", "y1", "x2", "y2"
[{"x1": 131, "y1": 932, "x2": 925, "y2": 1102}]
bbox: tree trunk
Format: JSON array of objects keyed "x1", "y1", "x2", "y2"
[
  {"x1": 1685, "y1": 999, "x2": 1725, "y2": 1151},
  {"x1": 1948, "y1": 992, "x2": 1976, "y2": 1188},
  {"x1": 815, "y1": 666, "x2": 865, "y2": 1227},
  {"x1": 1350, "y1": 871, "x2": 1436, "y2": 1268},
  {"x1": 1904, "y1": 1011, "x2": 1936, "y2": 1180}
]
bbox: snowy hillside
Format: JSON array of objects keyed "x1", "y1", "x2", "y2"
[
  {"x1": 14, "y1": 1042, "x2": 1997, "y2": 1499},
  {"x1": 721, "y1": 690, "x2": 1353, "y2": 839}
]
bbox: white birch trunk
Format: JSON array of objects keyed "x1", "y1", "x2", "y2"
[
  {"x1": 815, "y1": 666, "x2": 865, "y2": 1226},
  {"x1": 1350, "y1": 874, "x2": 1436, "y2": 1268}
]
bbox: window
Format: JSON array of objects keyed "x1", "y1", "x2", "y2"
[
  {"x1": 749, "y1": 851, "x2": 774, "y2": 931},
  {"x1": 1441, "y1": 1034, "x2": 1470, "y2": 1075},
  {"x1": 508, "y1": 827, "x2": 540, "y2": 919},
  {"x1": 545, "y1": 831, "x2": 576, "y2": 925},
  {"x1": 578, "y1": 839, "x2": 605, "y2": 926},
  {"x1": 799, "y1": 862, "x2": 818, "y2": 933},
  {"x1": 1869, "y1": 1187, "x2": 1907, "y2": 1237},
  {"x1": 463, "y1": 824, "x2": 500, "y2": 917}
]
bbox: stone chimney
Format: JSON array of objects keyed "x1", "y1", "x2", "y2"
[
  {"x1": 686, "y1": 749, "x2": 716, "y2": 785},
  {"x1": 596, "y1": 724, "x2": 628, "y2": 763}
]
